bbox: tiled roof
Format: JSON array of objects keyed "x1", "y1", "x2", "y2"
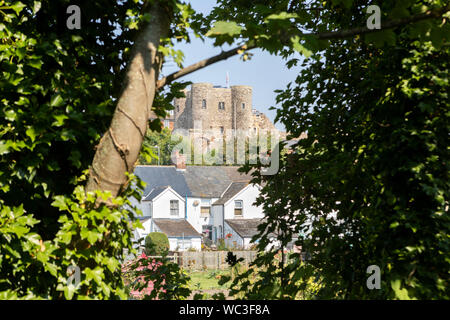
[
  {"x1": 134, "y1": 165, "x2": 252, "y2": 198},
  {"x1": 153, "y1": 219, "x2": 201, "y2": 238},
  {"x1": 143, "y1": 186, "x2": 170, "y2": 201},
  {"x1": 134, "y1": 166, "x2": 190, "y2": 198},
  {"x1": 225, "y1": 219, "x2": 266, "y2": 238},
  {"x1": 213, "y1": 182, "x2": 249, "y2": 205}
]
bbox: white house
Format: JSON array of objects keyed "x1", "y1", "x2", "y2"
[
  {"x1": 130, "y1": 164, "x2": 279, "y2": 251},
  {"x1": 211, "y1": 182, "x2": 266, "y2": 249},
  {"x1": 133, "y1": 185, "x2": 202, "y2": 251}
]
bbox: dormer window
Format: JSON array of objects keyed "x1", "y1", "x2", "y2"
[
  {"x1": 202, "y1": 99, "x2": 207, "y2": 109},
  {"x1": 218, "y1": 102, "x2": 225, "y2": 110}
]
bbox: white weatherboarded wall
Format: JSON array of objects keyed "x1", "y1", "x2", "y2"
[
  {"x1": 151, "y1": 187, "x2": 185, "y2": 219},
  {"x1": 223, "y1": 184, "x2": 264, "y2": 220},
  {"x1": 186, "y1": 197, "x2": 218, "y2": 234}
]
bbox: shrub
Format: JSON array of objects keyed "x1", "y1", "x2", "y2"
[
  {"x1": 145, "y1": 232, "x2": 170, "y2": 256},
  {"x1": 122, "y1": 252, "x2": 191, "y2": 300}
]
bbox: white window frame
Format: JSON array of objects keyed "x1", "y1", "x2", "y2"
[
  {"x1": 234, "y1": 200, "x2": 243, "y2": 216},
  {"x1": 200, "y1": 199, "x2": 211, "y2": 217},
  {"x1": 170, "y1": 200, "x2": 179, "y2": 216}
]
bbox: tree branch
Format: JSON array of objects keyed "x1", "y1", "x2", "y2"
[
  {"x1": 314, "y1": 4, "x2": 450, "y2": 40},
  {"x1": 157, "y1": 5, "x2": 449, "y2": 90},
  {"x1": 156, "y1": 44, "x2": 255, "y2": 90}
]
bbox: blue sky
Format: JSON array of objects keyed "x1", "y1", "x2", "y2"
[{"x1": 161, "y1": 0, "x2": 304, "y2": 131}]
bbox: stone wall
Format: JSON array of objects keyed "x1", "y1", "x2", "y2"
[
  {"x1": 252, "y1": 110, "x2": 276, "y2": 132},
  {"x1": 173, "y1": 83, "x2": 278, "y2": 134}
]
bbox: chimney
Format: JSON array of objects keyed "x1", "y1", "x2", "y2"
[{"x1": 172, "y1": 150, "x2": 186, "y2": 171}]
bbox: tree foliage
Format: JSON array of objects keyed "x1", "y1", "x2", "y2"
[
  {"x1": 139, "y1": 128, "x2": 181, "y2": 165},
  {"x1": 0, "y1": 0, "x2": 148, "y2": 299},
  {"x1": 1, "y1": 0, "x2": 448, "y2": 299},
  {"x1": 227, "y1": 0, "x2": 450, "y2": 300},
  {"x1": 144, "y1": 232, "x2": 170, "y2": 256}
]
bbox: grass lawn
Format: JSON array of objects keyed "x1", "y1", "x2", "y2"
[{"x1": 186, "y1": 269, "x2": 230, "y2": 291}]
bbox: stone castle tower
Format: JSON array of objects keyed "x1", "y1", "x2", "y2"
[{"x1": 172, "y1": 83, "x2": 276, "y2": 133}]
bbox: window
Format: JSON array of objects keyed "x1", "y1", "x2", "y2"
[
  {"x1": 234, "y1": 200, "x2": 243, "y2": 216},
  {"x1": 170, "y1": 200, "x2": 179, "y2": 216},
  {"x1": 202, "y1": 99, "x2": 207, "y2": 109},
  {"x1": 176, "y1": 105, "x2": 180, "y2": 112},
  {"x1": 218, "y1": 102, "x2": 225, "y2": 110},
  {"x1": 242, "y1": 103, "x2": 245, "y2": 109},
  {"x1": 164, "y1": 120, "x2": 169, "y2": 128},
  {"x1": 169, "y1": 109, "x2": 174, "y2": 116},
  {"x1": 200, "y1": 199, "x2": 211, "y2": 217},
  {"x1": 220, "y1": 126, "x2": 224, "y2": 134}
]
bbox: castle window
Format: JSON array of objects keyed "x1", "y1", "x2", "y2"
[
  {"x1": 176, "y1": 105, "x2": 180, "y2": 112},
  {"x1": 202, "y1": 99, "x2": 207, "y2": 109},
  {"x1": 242, "y1": 103, "x2": 245, "y2": 109},
  {"x1": 218, "y1": 102, "x2": 225, "y2": 110},
  {"x1": 220, "y1": 126, "x2": 224, "y2": 134}
]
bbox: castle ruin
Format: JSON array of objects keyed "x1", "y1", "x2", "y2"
[{"x1": 171, "y1": 83, "x2": 277, "y2": 134}]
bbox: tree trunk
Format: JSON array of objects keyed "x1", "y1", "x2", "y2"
[{"x1": 86, "y1": 3, "x2": 170, "y2": 197}]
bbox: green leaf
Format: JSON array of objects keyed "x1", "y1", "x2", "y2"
[
  {"x1": 10, "y1": 2, "x2": 26, "y2": 15},
  {"x1": 50, "y1": 94, "x2": 64, "y2": 107},
  {"x1": 0, "y1": 141, "x2": 9, "y2": 155},
  {"x1": 52, "y1": 114, "x2": 68, "y2": 127},
  {"x1": 64, "y1": 284, "x2": 76, "y2": 300},
  {"x1": 33, "y1": 1, "x2": 42, "y2": 14},
  {"x1": 290, "y1": 36, "x2": 312, "y2": 58},
  {"x1": 51, "y1": 196, "x2": 68, "y2": 211},
  {"x1": 85, "y1": 267, "x2": 104, "y2": 285},
  {"x1": 24, "y1": 233, "x2": 41, "y2": 246},
  {"x1": 391, "y1": 280, "x2": 414, "y2": 300},
  {"x1": 265, "y1": 12, "x2": 298, "y2": 21},
  {"x1": 205, "y1": 21, "x2": 243, "y2": 37},
  {"x1": 26, "y1": 127, "x2": 37, "y2": 142}
]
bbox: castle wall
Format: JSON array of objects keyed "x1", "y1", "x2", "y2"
[
  {"x1": 190, "y1": 83, "x2": 213, "y2": 129},
  {"x1": 231, "y1": 85, "x2": 253, "y2": 132},
  {"x1": 252, "y1": 111, "x2": 276, "y2": 132},
  {"x1": 208, "y1": 87, "x2": 232, "y2": 131},
  {"x1": 173, "y1": 83, "x2": 277, "y2": 135},
  {"x1": 174, "y1": 89, "x2": 190, "y2": 129}
]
